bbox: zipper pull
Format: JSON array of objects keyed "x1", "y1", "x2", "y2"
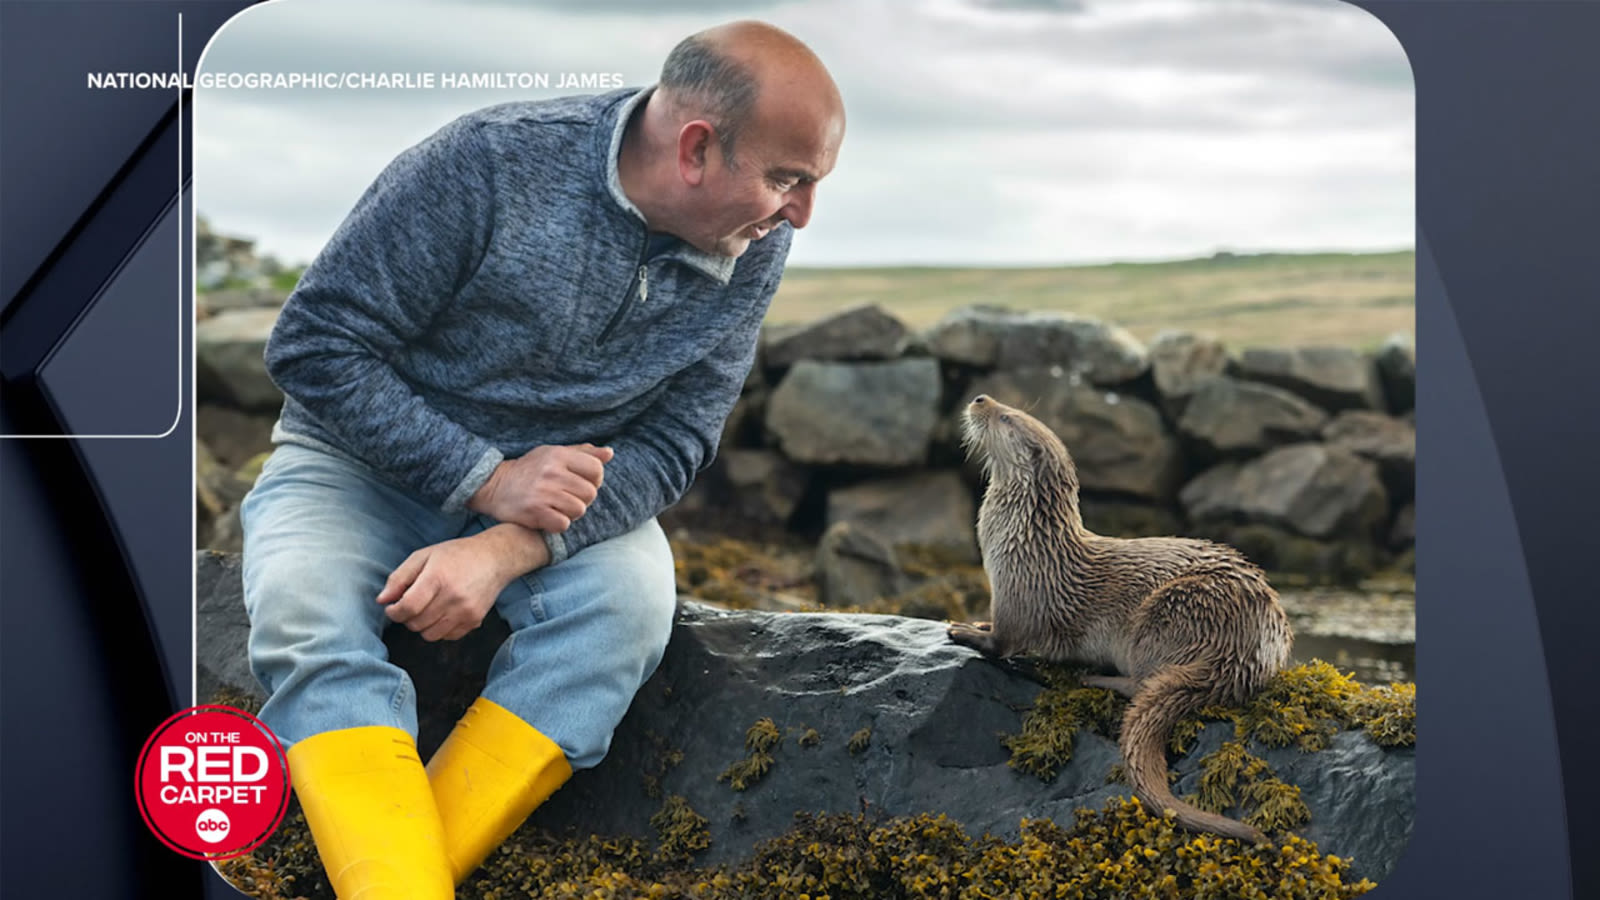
[{"x1": 638, "y1": 265, "x2": 649, "y2": 303}]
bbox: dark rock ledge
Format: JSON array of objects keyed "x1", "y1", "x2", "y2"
[{"x1": 198, "y1": 551, "x2": 1412, "y2": 886}]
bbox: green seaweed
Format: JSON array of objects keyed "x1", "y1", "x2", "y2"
[
  {"x1": 1350, "y1": 682, "x2": 1416, "y2": 748},
  {"x1": 1002, "y1": 660, "x2": 1411, "y2": 842},
  {"x1": 718, "y1": 718, "x2": 782, "y2": 792},
  {"x1": 1001, "y1": 665, "x2": 1125, "y2": 780},
  {"x1": 221, "y1": 796, "x2": 1375, "y2": 900},
  {"x1": 650, "y1": 795, "x2": 711, "y2": 862},
  {"x1": 847, "y1": 727, "x2": 872, "y2": 755}
]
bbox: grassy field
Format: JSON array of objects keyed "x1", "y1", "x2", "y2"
[
  {"x1": 221, "y1": 249, "x2": 1414, "y2": 351},
  {"x1": 768, "y1": 250, "x2": 1415, "y2": 351}
]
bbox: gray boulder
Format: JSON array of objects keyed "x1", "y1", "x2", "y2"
[
  {"x1": 826, "y1": 471, "x2": 979, "y2": 563},
  {"x1": 923, "y1": 307, "x2": 1148, "y2": 385},
  {"x1": 1171, "y1": 718, "x2": 1412, "y2": 882},
  {"x1": 996, "y1": 313, "x2": 1149, "y2": 385},
  {"x1": 1180, "y1": 444, "x2": 1390, "y2": 541},
  {"x1": 761, "y1": 304, "x2": 912, "y2": 368},
  {"x1": 814, "y1": 521, "x2": 910, "y2": 608},
  {"x1": 964, "y1": 368, "x2": 1183, "y2": 502},
  {"x1": 1177, "y1": 376, "x2": 1329, "y2": 456},
  {"x1": 716, "y1": 449, "x2": 809, "y2": 527},
  {"x1": 766, "y1": 359, "x2": 942, "y2": 467},
  {"x1": 195, "y1": 551, "x2": 258, "y2": 707},
  {"x1": 195, "y1": 308, "x2": 284, "y2": 412},
  {"x1": 1323, "y1": 410, "x2": 1416, "y2": 503},
  {"x1": 1148, "y1": 330, "x2": 1233, "y2": 416},
  {"x1": 195, "y1": 554, "x2": 1412, "y2": 883},
  {"x1": 196, "y1": 403, "x2": 277, "y2": 469},
  {"x1": 920, "y1": 305, "x2": 1026, "y2": 368},
  {"x1": 1236, "y1": 346, "x2": 1385, "y2": 413},
  {"x1": 561, "y1": 606, "x2": 1412, "y2": 883}
]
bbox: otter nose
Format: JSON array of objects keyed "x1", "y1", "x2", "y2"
[{"x1": 972, "y1": 394, "x2": 990, "y2": 405}]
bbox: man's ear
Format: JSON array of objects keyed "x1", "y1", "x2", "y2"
[{"x1": 677, "y1": 120, "x2": 715, "y2": 186}]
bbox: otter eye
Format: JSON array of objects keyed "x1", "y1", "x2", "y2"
[{"x1": 999, "y1": 414, "x2": 1012, "y2": 423}]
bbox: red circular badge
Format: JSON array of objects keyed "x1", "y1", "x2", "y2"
[{"x1": 135, "y1": 705, "x2": 290, "y2": 860}]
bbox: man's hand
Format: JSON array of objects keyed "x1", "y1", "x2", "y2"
[
  {"x1": 377, "y1": 523, "x2": 552, "y2": 641},
  {"x1": 468, "y1": 443, "x2": 613, "y2": 533}
]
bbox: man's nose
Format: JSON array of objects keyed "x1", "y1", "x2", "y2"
[{"x1": 781, "y1": 183, "x2": 816, "y2": 229}]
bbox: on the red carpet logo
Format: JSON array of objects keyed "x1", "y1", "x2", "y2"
[{"x1": 135, "y1": 705, "x2": 288, "y2": 860}]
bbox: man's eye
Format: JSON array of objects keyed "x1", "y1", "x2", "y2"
[{"x1": 771, "y1": 177, "x2": 798, "y2": 191}]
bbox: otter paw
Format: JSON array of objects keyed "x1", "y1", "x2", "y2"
[{"x1": 947, "y1": 622, "x2": 1001, "y2": 656}]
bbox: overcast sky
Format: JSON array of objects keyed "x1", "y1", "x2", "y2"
[{"x1": 194, "y1": 0, "x2": 1413, "y2": 268}]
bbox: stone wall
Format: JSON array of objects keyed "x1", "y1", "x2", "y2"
[
  {"x1": 195, "y1": 300, "x2": 1415, "y2": 586},
  {"x1": 682, "y1": 304, "x2": 1415, "y2": 587}
]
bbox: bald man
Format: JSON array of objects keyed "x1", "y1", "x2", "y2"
[{"x1": 239, "y1": 22, "x2": 844, "y2": 898}]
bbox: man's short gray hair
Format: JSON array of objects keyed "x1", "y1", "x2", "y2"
[{"x1": 659, "y1": 34, "x2": 759, "y2": 166}]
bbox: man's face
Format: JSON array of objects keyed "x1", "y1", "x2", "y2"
[{"x1": 694, "y1": 104, "x2": 843, "y2": 258}]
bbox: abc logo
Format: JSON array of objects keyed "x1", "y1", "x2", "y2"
[{"x1": 194, "y1": 808, "x2": 231, "y2": 844}]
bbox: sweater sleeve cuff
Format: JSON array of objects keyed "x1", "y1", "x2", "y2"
[
  {"x1": 441, "y1": 445, "x2": 505, "y2": 513},
  {"x1": 543, "y1": 530, "x2": 570, "y2": 566}
]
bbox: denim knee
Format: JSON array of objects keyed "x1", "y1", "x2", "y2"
[
  {"x1": 599, "y1": 555, "x2": 676, "y2": 653},
  {"x1": 482, "y1": 518, "x2": 679, "y2": 769},
  {"x1": 238, "y1": 444, "x2": 459, "y2": 743}
]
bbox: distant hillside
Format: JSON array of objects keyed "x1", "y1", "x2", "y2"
[{"x1": 768, "y1": 250, "x2": 1415, "y2": 350}]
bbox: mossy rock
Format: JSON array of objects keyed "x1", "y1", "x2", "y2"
[
  {"x1": 199, "y1": 573, "x2": 1412, "y2": 892},
  {"x1": 1000, "y1": 659, "x2": 1413, "y2": 875}
]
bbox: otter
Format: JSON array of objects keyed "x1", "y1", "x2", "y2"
[{"x1": 948, "y1": 394, "x2": 1294, "y2": 845}]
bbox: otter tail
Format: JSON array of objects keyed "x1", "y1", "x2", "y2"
[{"x1": 1120, "y1": 663, "x2": 1269, "y2": 845}]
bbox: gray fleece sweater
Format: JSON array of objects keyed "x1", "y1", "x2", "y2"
[{"x1": 264, "y1": 87, "x2": 792, "y2": 563}]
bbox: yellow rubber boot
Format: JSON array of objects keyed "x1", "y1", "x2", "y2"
[
  {"x1": 427, "y1": 698, "x2": 573, "y2": 883},
  {"x1": 284, "y1": 726, "x2": 453, "y2": 899}
]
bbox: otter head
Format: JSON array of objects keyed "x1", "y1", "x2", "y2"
[{"x1": 961, "y1": 395, "x2": 1080, "y2": 495}]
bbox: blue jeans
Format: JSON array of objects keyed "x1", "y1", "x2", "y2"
[{"x1": 238, "y1": 444, "x2": 677, "y2": 770}]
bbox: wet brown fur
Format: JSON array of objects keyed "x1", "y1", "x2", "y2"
[{"x1": 948, "y1": 395, "x2": 1293, "y2": 844}]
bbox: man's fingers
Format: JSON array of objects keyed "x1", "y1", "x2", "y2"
[
  {"x1": 549, "y1": 485, "x2": 588, "y2": 519},
  {"x1": 564, "y1": 450, "x2": 606, "y2": 486},
  {"x1": 557, "y1": 471, "x2": 599, "y2": 505},
  {"x1": 577, "y1": 443, "x2": 615, "y2": 463},
  {"x1": 385, "y1": 577, "x2": 438, "y2": 624},
  {"x1": 377, "y1": 551, "x2": 428, "y2": 605},
  {"x1": 411, "y1": 605, "x2": 452, "y2": 638},
  {"x1": 534, "y1": 509, "x2": 573, "y2": 533}
]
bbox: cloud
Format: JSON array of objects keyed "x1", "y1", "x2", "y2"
[
  {"x1": 966, "y1": 0, "x2": 1088, "y2": 12},
  {"x1": 195, "y1": 0, "x2": 1412, "y2": 266}
]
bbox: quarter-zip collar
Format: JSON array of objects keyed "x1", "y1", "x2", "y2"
[{"x1": 600, "y1": 85, "x2": 739, "y2": 286}]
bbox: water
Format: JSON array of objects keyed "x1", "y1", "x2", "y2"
[
  {"x1": 1290, "y1": 633, "x2": 1414, "y2": 685},
  {"x1": 1278, "y1": 586, "x2": 1415, "y2": 684}
]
